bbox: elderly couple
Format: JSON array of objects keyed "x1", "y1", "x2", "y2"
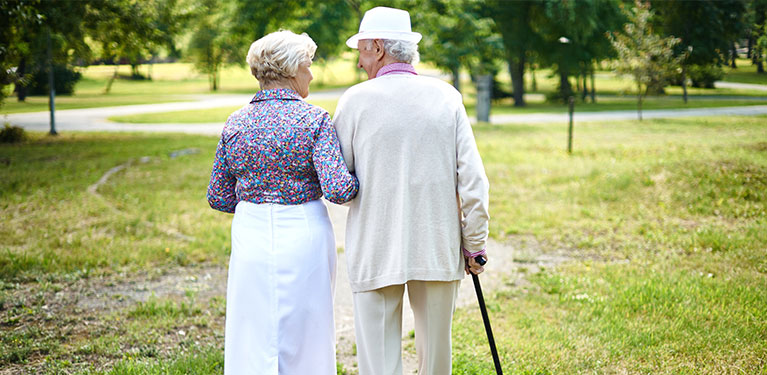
[{"x1": 207, "y1": 7, "x2": 489, "y2": 375}]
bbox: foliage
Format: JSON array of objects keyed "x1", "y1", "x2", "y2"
[
  {"x1": 291, "y1": 0, "x2": 355, "y2": 63},
  {"x1": 687, "y1": 64, "x2": 725, "y2": 88},
  {"x1": 534, "y1": 0, "x2": 624, "y2": 103},
  {"x1": 488, "y1": 0, "x2": 544, "y2": 106},
  {"x1": 653, "y1": 0, "x2": 745, "y2": 67},
  {"x1": 0, "y1": 123, "x2": 27, "y2": 143},
  {"x1": 187, "y1": 0, "x2": 238, "y2": 91},
  {"x1": 610, "y1": 0, "x2": 683, "y2": 119},
  {"x1": 0, "y1": 0, "x2": 88, "y2": 105},
  {"x1": 25, "y1": 63, "x2": 81, "y2": 95},
  {"x1": 413, "y1": 0, "x2": 503, "y2": 91}
]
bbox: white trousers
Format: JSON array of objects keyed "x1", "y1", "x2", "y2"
[
  {"x1": 353, "y1": 280, "x2": 460, "y2": 375},
  {"x1": 225, "y1": 200, "x2": 337, "y2": 375}
]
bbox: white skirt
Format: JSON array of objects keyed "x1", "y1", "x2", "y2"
[{"x1": 225, "y1": 200, "x2": 337, "y2": 375}]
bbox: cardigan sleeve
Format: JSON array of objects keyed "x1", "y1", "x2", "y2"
[
  {"x1": 207, "y1": 134, "x2": 238, "y2": 213},
  {"x1": 331, "y1": 92, "x2": 355, "y2": 173},
  {"x1": 454, "y1": 94, "x2": 490, "y2": 253},
  {"x1": 312, "y1": 112, "x2": 359, "y2": 204}
]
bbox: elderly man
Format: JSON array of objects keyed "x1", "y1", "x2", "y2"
[{"x1": 332, "y1": 6, "x2": 490, "y2": 375}]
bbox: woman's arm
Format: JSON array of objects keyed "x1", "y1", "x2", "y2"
[
  {"x1": 312, "y1": 113, "x2": 359, "y2": 204},
  {"x1": 207, "y1": 136, "x2": 237, "y2": 213}
]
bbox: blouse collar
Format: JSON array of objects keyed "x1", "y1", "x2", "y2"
[{"x1": 251, "y1": 88, "x2": 303, "y2": 103}]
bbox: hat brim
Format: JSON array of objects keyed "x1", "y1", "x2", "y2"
[{"x1": 346, "y1": 31, "x2": 422, "y2": 49}]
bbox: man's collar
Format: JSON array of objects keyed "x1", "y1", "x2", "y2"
[
  {"x1": 251, "y1": 88, "x2": 303, "y2": 103},
  {"x1": 375, "y1": 63, "x2": 418, "y2": 78}
]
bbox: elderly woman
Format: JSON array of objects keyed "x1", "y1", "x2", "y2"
[{"x1": 207, "y1": 30, "x2": 358, "y2": 375}]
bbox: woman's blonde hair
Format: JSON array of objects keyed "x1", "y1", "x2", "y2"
[{"x1": 246, "y1": 30, "x2": 317, "y2": 86}]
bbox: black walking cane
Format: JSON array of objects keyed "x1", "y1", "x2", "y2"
[{"x1": 471, "y1": 255, "x2": 503, "y2": 375}]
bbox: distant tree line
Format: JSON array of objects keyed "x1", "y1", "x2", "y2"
[{"x1": 0, "y1": 0, "x2": 762, "y2": 110}]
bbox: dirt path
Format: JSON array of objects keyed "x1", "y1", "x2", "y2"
[{"x1": 324, "y1": 203, "x2": 569, "y2": 374}]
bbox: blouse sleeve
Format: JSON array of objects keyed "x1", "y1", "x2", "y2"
[
  {"x1": 312, "y1": 113, "x2": 359, "y2": 204},
  {"x1": 207, "y1": 135, "x2": 237, "y2": 213}
]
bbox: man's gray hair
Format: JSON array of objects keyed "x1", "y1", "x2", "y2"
[{"x1": 383, "y1": 39, "x2": 420, "y2": 65}]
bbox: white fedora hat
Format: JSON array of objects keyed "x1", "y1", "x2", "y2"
[{"x1": 346, "y1": 7, "x2": 422, "y2": 49}]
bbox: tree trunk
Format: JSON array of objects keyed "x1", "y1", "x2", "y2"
[
  {"x1": 747, "y1": 35, "x2": 752, "y2": 59},
  {"x1": 559, "y1": 72, "x2": 572, "y2": 103},
  {"x1": 581, "y1": 70, "x2": 588, "y2": 102},
  {"x1": 476, "y1": 74, "x2": 492, "y2": 123},
  {"x1": 47, "y1": 29, "x2": 57, "y2": 136},
  {"x1": 637, "y1": 84, "x2": 643, "y2": 121},
  {"x1": 757, "y1": 47, "x2": 765, "y2": 73},
  {"x1": 451, "y1": 66, "x2": 461, "y2": 93},
  {"x1": 16, "y1": 57, "x2": 27, "y2": 102},
  {"x1": 531, "y1": 64, "x2": 537, "y2": 92},
  {"x1": 590, "y1": 69, "x2": 596, "y2": 103},
  {"x1": 731, "y1": 41, "x2": 737, "y2": 68},
  {"x1": 509, "y1": 56, "x2": 525, "y2": 107},
  {"x1": 104, "y1": 65, "x2": 119, "y2": 94},
  {"x1": 682, "y1": 64, "x2": 688, "y2": 104}
]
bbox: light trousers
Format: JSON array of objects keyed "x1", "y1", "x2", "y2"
[{"x1": 352, "y1": 280, "x2": 460, "y2": 375}]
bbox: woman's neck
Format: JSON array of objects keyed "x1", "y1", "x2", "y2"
[{"x1": 262, "y1": 80, "x2": 297, "y2": 93}]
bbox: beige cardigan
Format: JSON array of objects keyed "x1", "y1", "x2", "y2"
[{"x1": 333, "y1": 73, "x2": 490, "y2": 293}]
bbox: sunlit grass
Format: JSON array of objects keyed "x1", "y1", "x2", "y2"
[
  {"x1": 108, "y1": 99, "x2": 339, "y2": 124},
  {"x1": 451, "y1": 115, "x2": 767, "y2": 374}
]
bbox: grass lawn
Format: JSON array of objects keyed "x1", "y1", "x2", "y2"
[
  {"x1": 722, "y1": 58, "x2": 767, "y2": 86},
  {"x1": 108, "y1": 99, "x2": 339, "y2": 124},
  {"x1": 1, "y1": 115, "x2": 766, "y2": 373}
]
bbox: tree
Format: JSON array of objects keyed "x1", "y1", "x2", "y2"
[
  {"x1": 489, "y1": 0, "x2": 543, "y2": 107},
  {"x1": 86, "y1": 0, "x2": 182, "y2": 93},
  {"x1": 531, "y1": 0, "x2": 623, "y2": 103},
  {"x1": 653, "y1": 0, "x2": 746, "y2": 101},
  {"x1": 0, "y1": 0, "x2": 42, "y2": 106},
  {"x1": 610, "y1": 0, "x2": 684, "y2": 121},
  {"x1": 187, "y1": 0, "x2": 237, "y2": 91},
  {"x1": 745, "y1": 0, "x2": 767, "y2": 73}
]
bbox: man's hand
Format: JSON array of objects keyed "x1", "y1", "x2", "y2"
[{"x1": 465, "y1": 254, "x2": 486, "y2": 275}]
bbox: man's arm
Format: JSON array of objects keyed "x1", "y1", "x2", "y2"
[
  {"x1": 454, "y1": 96, "x2": 490, "y2": 254},
  {"x1": 331, "y1": 93, "x2": 355, "y2": 173}
]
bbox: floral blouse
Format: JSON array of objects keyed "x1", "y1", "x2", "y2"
[{"x1": 207, "y1": 88, "x2": 358, "y2": 213}]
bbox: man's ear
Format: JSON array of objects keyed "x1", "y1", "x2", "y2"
[{"x1": 373, "y1": 39, "x2": 386, "y2": 61}]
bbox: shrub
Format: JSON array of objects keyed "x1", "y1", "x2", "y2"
[
  {"x1": 688, "y1": 64, "x2": 724, "y2": 89},
  {"x1": 0, "y1": 123, "x2": 27, "y2": 143},
  {"x1": 26, "y1": 64, "x2": 81, "y2": 95}
]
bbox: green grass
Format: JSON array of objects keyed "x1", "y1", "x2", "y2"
[
  {"x1": 451, "y1": 115, "x2": 767, "y2": 374},
  {"x1": 722, "y1": 58, "x2": 767, "y2": 86},
  {"x1": 108, "y1": 99, "x2": 339, "y2": 124},
  {"x1": 2, "y1": 115, "x2": 766, "y2": 373},
  {"x1": 0, "y1": 133, "x2": 230, "y2": 280}
]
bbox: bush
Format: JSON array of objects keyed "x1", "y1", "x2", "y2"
[
  {"x1": 688, "y1": 64, "x2": 724, "y2": 89},
  {"x1": 26, "y1": 64, "x2": 81, "y2": 95},
  {"x1": 0, "y1": 123, "x2": 27, "y2": 143}
]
